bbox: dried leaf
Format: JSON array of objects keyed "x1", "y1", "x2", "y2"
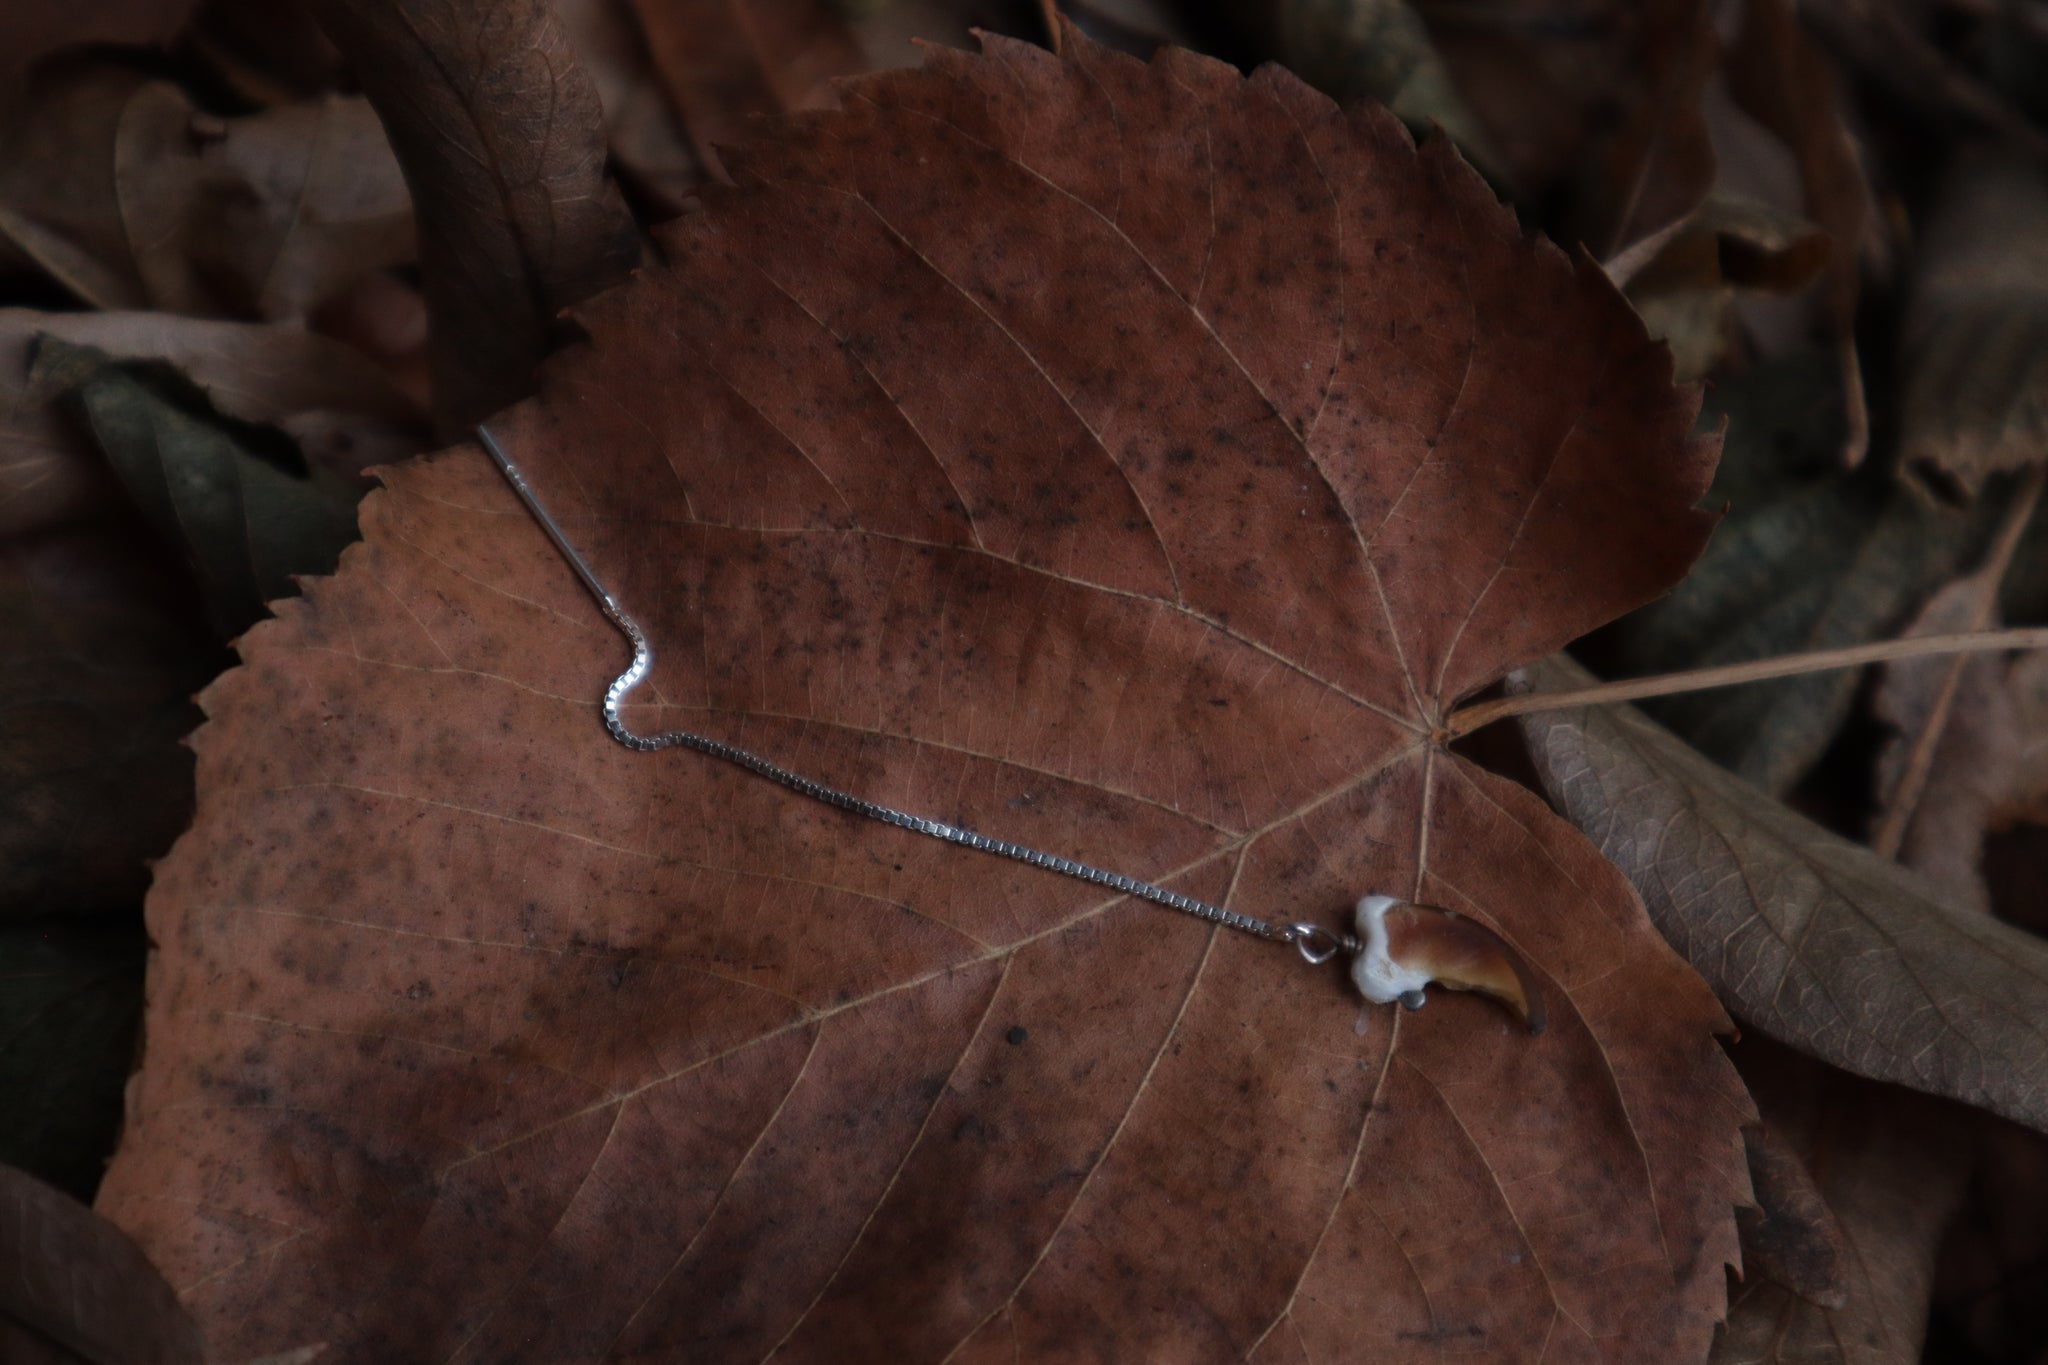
[
  {"x1": 1900, "y1": 153, "x2": 2048, "y2": 494},
  {"x1": 1872, "y1": 576, "x2": 2022, "y2": 911},
  {"x1": 1597, "y1": 351, "x2": 1987, "y2": 794},
  {"x1": 2004, "y1": 651, "x2": 2048, "y2": 827},
  {"x1": 1611, "y1": 193, "x2": 1831, "y2": 296},
  {"x1": 1425, "y1": 0, "x2": 1716, "y2": 220},
  {"x1": 99, "y1": 32, "x2": 1751, "y2": 1362},
  {"x1": 0, "y1": 926, "x2": 143, "y2": 1199},
  {"x1": 1934, "y1": 1118, "x2": 2048, "y2": 1362},
  {"x1": 629, "y1": 0, "x2": 867, "y2": 181},
  {"x1": 1712, "y1": 1041, "x2": 1969, "y2": 1365},
  {"x1": 33, "y1": 336, "x2": 365, "y2": 635},
  {"x1": 0, "y1": 526, "x2": 216, "y2": 916},
  {"x1": 1799, "y1": 0, "x2": 2048, "y2": 163},
  {"x1": 1580, "y1": 0, "x2": 1718, "y2": 261},
  {"x1": 1723, "y1": 0, "x2": 1869, "y2": 334},
  {"x1": 0, "y1": 1163, "x2": 206, "y2": 1365},
  {"x1": 1734, "y1": 1122, "x2": 1847, "y2": 1310},
  {"x1": 1523, "y1": 653, "x2": 2048, "y2": 1132},
  {"x1": 118, "y1": 94, "x2": 414, "y2": 322},
  {"x1": 0, "y1": 62, "x2": 157, "y2": 309},
  {"x1": 0, "y1": 65, "x2": 412, "y2": 321},
  {"x1": 305, "y1": 0, "x2": 640, "y2": 431},
  {"x1": 1220, "y1": 0, "x2": 1507, "y2": 176},
  {"x1": 1618, "y1": 195, "x2": 1832, "y2": 382},
  {"x1": 553, "y1": 0, "x2": 703, "y2": 215},
  {"x1": 3, "y1": 308, "x2": 430, "y2": 495}
]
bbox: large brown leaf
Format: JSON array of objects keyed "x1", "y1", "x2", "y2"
[
  {"x1": 99, "y1": 32, "x2": 1749, "y2": 1362},
  {"x1": 1523, "y1": 654, "x2": 2048, "y2": 1133}
]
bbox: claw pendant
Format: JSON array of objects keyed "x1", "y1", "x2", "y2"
[{"x1": 1348, "y1": 895, "x2": 1545, "y2": 1034}]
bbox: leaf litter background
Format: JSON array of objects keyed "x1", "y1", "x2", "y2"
[{"x1": 4, "y1": 1, "x2": 2048, "y2": 1363}]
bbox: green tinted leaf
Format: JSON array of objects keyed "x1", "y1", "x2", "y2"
[{"x1": 32, "y1": 335, "x2": 362, "y2": 635}]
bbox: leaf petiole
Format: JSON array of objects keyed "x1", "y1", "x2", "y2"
[{"x1": 1446, "y1": 625, "x2": 2048, "y2": 736}]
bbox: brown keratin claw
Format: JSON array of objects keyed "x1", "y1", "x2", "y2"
[{"x1": 1351, "y1": 895, "x2": 1546, "y2": 1035}]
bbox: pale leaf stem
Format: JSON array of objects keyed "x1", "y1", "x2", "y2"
[{"x1": 1446, "y1": 626, "x2": 2048, "y2": 737}]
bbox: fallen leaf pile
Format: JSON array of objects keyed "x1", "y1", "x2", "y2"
[{"x1": 3, "y1": 1, "x2": 2047, "y2": 1363}]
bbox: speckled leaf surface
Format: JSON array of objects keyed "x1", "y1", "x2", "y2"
[{"x1": 98, "y1": 31, "x2": 1749, "y2": 1363}]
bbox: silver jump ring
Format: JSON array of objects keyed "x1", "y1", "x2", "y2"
[{"x1": 1289, "y1": 923, "x2": 1346, "y2": 966}]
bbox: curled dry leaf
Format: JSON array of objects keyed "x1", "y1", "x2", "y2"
[
  {"x1": 99, "y1": 31, "x2": 1751, "y2": 1362},
  {"x1": 1872, "y1": 574, "x2": 2022, "y2": 912},
  {"x1": 1723, "y1": 0, "x2": 1870, "y2": 334},
  {"x1": 1618, "y1": 194, "x2": 1834, "y2": 383},
  {"x1": 0, "y1": 63, "x2": 158, "y2": 309},
  {"x1": 627, "y1": 0, "x2": 867, "y2": 183},
  {"x1": 0, "y1": 1163, "x2": 206, "y2": 1365},
  {"x1": 1901, "y1": 153, "x2": 2048, "y2": 494},
  {"x1": 1606, "y1": 0, "x2": 1868, "y2": 391},
  {"x1": 552, "y1": 0, "x2": 703, "y2": 216},
  {"x1": 1523, "y1": 653, "x2": 2048, "y2": 1133},
  {"x1": 0, "y1": 63, "x2": 412, "y2": 321},
  {"x1": 1608, "y1": 194, "x2": 1831, "y2": 297},
  {"x1": 1732, "y1": 1122, "x2": 1846, "y2": 1310},
  {"x1": 1711, "y1": 1041, "x2": 1970, "y2": 1365},
  {"x1": 305, "y1": 0, "x2": 640, "y2": 431}
]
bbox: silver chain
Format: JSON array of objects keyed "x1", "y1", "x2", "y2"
[{"x1": 476, "y1": 426, "x2": 1360, "y2": 967}]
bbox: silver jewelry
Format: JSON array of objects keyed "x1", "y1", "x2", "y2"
[{"x1": 477, "y1": 423, "x2": 1548, "y2": 1032}]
